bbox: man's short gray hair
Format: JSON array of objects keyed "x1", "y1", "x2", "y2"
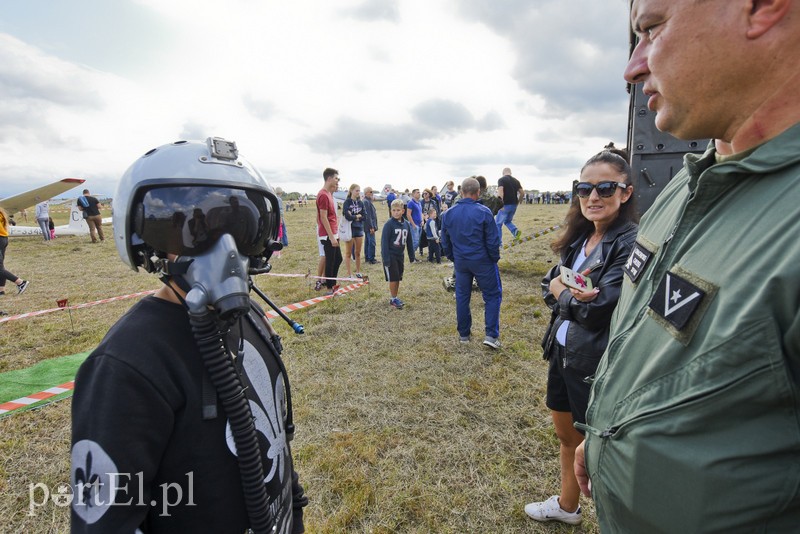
[{"x1": 461, "y1": 177, "x2": 480, "y2": 195}]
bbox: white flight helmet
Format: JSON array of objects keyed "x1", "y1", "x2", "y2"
[{"x1": 113, "y1": 137, "x2": 280, "y2": 272}]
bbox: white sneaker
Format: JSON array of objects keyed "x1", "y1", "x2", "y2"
[
  {"x1": 524, "y1": 495, "x2": 582, "y2": 525},
  {"x1": 482, "y1": 336, "x2": 501, "y2": 350}
]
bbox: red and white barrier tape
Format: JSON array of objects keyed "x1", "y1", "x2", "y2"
[
  {"x1": 0, "y1": 290, "x2": 158, "y2": 324},
  {"x1": 0, "y1": 281, "x2": 369, "y2": 415},
  {"x1": 0, "y1": 381, "x2": 74, "y2": 415},
  {"x1": 0, "y1": 272, "x2": 365, "y2": 325},
  {"x1": 263, "y1": 280, "x2": 368, "y2": 318},
  {"x1": 260, "y1": 272, "x2": 363, "y2": 282},
  {"x1": 502, "y1": 225, "x2": 561, "y2": 250}
]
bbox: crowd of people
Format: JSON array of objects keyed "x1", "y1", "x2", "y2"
[
  {"x1": 24, "y1": 1, "x2": 800, "y2": 530},
  {"x1": 300, "y1": 165, "x2": 543, "y2": 351},
  {"x1": 303, "y1": 1, "x2": 800, "y2": 529},
  {"x1": 524, "y1": 191, "x2": 570, "y2": 204}
]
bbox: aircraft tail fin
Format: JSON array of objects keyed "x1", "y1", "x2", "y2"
[{"x1": 68, "y1": 200, "x2": 90, "y2": 234}]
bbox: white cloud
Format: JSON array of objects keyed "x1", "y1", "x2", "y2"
[{"x1": 0, "y1": 0, "x2": 634, "y2": 200}]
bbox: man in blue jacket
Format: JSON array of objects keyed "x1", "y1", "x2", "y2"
[
  {"x1": 362, "y1": 187, "x2": 379, "y2": 264},
  {"x1": 441, "y1": 177, "x2": 502, "y2": 349}
]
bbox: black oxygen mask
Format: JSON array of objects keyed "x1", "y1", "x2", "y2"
[{"x1": 178, "y1": 233, "x2": 251, "y2": 321}]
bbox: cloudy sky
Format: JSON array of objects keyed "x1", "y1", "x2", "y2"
[{"x1": 0, "y1": 0, "x2": 631, "y2": 198}]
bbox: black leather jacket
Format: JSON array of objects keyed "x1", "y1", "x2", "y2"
[{"x1": 541, "y1": 218, "x2": 638, "y2": 374}]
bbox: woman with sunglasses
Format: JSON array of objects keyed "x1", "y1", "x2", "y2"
[{"x1": 525, "y1": 150, "x2": 638, "y2": 525}]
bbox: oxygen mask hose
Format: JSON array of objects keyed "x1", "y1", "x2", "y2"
[
  {"x1": 185, "y1": 294, "x2": 272, "y2": 534},
  {"x1": 182, "y1": 240, "x2": 273, "y2": 533}
]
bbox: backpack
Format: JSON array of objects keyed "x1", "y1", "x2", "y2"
[{"x1": 479, "y1": 193, "x2": 504, "y2": 216}]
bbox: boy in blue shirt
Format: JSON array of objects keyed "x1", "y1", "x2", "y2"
[{"x1": 381, "y1": 199, "x2": 414, "y2": 309}]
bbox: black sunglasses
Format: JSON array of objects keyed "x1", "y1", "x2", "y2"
[{"x1": 575, "y1": 181, "x2": 629, "y2": 198}]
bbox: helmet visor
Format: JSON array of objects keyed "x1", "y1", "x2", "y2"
[{"x1": 133, "y1": 185, "x2": 278, "y2": 257}]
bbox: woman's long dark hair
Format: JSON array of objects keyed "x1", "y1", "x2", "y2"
[{"x1": 551, "y1": 149, "x2": 639, "y2": 255}]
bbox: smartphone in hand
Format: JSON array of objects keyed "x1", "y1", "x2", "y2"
[{"x1": 561, "y1": 267, "x2": 593, "y2": 291}]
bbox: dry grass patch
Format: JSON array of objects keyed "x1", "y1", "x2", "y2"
[{"x1": 1, "y1": 203, "x2": 599, "y2": 532}]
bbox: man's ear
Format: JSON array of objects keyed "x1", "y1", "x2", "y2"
[{"x1": 747, "y1": 0, "x2": 791, "y2": 39}]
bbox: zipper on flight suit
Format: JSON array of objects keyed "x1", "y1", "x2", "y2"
[{"x1": 645, "y1": 185, "x2": 697, "y2": 283}]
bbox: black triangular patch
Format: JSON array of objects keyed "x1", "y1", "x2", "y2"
[{"x1": 648, "y1": 271, "x2": 706, "y2": 331}]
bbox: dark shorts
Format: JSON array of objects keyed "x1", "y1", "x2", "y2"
[
  {"x1": 545, "y1": 343, "x2": 592, "y2": 429},
  {"x1": 383, "y1": 256, "x2": 404, "y2": 282}
]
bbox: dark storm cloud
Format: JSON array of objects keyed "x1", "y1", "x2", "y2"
[
  {"x1": 457, "y1": 0, "x2": 630, "y2": 114},
  {"x1": 342, "y1": 0, "x2": 400, "y2": 22}
]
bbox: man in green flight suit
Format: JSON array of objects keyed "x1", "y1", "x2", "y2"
[{"x1": 574, "y1": 0, "x2": 800, "y2": 532}]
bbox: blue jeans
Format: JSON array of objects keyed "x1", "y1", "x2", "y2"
[
  {"x1": 494, "y1": 204, "x2": 518, "y2": 245},
  {"x1": 364, "y1": 230, "x2": 376, "y2": 262},
  {"x1": 410, "y1": 225, "x2": 421, "y2": 257},
  {"x1": 454, "y1": 260, "x2": 502, "y2": 339},
  {"x1": 280, "y1": 222, "x2": 289, "y2": 247},
  {"x1": 37, "y1": 218, "x2": 51, "y2": 241}
]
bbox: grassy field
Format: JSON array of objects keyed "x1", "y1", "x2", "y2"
[{"x1": 0, "y1": 201, "x2": 601, "y2": 533}]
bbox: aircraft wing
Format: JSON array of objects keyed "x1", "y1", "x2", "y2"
[{"x1": 0, "y1": 178, "x2": 85, "y2": 213}]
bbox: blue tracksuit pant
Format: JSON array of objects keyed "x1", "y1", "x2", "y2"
[{"x1": 454, "y1": 260, "x2": 502, "y2": 339}]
